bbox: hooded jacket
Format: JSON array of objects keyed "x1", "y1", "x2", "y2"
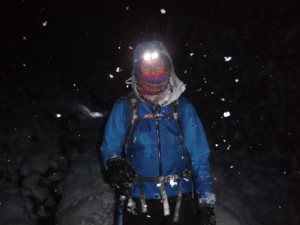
[{"x1": 100, "y1": 41, "x2": 215, "y2": 205}]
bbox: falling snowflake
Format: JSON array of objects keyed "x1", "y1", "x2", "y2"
[
  {"x1": 224, "y1": 56, "x2": 232, "y2": 62},
  {"x1": 22, "y1": 36, "x2": 27, "y2": 40},
  {"x1": 42, "y1": 21, "x2": 48, "y2": 27},
  {"x1": 56, "y1": 114, "x2": 61, "y2": 118},
  {"x1": 235, "y1": 79, "x2": 239, "y2": 82},
  {"x1": 109, "y1": 74, "x2": 114, "y2": 78},
  {"x1": 190, "y1": 52, "x2": 194, "y2": 56},
  {"x1": 160, "y1": 9, "x2": 166, "y2": 14},
  {"x1": 221, "y1": 98, "x2": 225, "y2": 101},
  {"x1": 116, "y1": 67, "x2": 122, "y2": 72},
  {"x1": 129, "y1": 46, "x2": 133, "y2": 50},
  {"x1": 125, "y1": 6, "x2": 130, "y2": 10},
  {"x1": 223, "y1": 112, "x2": 231, "y2": 117}
]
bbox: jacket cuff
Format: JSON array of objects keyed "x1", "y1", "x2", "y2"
[{"x1": 198, "y1": 193, "x2": 216, "y2": 206}]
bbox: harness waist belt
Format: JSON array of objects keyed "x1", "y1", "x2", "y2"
[{"x1": 134, "y1": 170, "x2": 191, "y2": 223}]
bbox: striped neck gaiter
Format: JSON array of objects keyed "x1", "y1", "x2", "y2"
[{"x1": 137, "y1": 71, "x2": 170, "y2": 96}]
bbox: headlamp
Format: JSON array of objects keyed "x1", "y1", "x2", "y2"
[{"x1": 143, "y1": 51, "x2": 159, "y2": 61}]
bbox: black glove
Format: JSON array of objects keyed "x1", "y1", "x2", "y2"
[
  {"x1": 199, "y1": 205, "x2": 216, "y2": 225},
  {"x1": 106, "y1": 157, "x2": 136, "y2": 189}
]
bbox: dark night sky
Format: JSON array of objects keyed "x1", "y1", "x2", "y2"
[
  {"x1": 2, "y1": 0, "x2": 299, "y2": 154},
  {"x1": 0, "y1": 0, "x2": 299, "y2": 223}
]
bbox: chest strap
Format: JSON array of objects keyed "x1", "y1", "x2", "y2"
[{"x1": 134, "y1": 169, "x2": 191, "y2": 223}]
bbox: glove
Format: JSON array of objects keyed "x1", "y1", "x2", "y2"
[
  {"x1": 199, "y1": 205, "x2": 216, "y2": 225},
  {"x1": 106, "y1": 157, "x2": 136, "y2": 189}
]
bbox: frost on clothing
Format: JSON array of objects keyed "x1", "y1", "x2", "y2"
[
  {"x1": 100, "y1": 96, "x2": 215, "y2": 204},
  {"x1": 129, "y1": 41, "x2": 186, "y2": 107}
]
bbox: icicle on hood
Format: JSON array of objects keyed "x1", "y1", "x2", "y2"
[{"x1": 126, "y1": 41, "x2": 186, "y2": 106}]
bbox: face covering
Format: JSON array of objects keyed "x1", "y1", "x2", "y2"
[{"x1": 137, "y1": 70, "x2": 169, "y2": 96}]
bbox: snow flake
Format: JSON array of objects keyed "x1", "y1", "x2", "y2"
[
  {"x1": 203, "y1": 54, "x2": 207, "y2": 58},
  {"x1": 118, "y1": 46, "x2": 121, "y2": 50},
  {"x1": 230, "y1": 166, "x2": 234, "y2": 169},
  {"x1": 42, "y1": 21, "x2": 48, "y2": 27},
  {"x1": 22, "y1": 63, "x2": 27, "y2": 67},
  {"x1": 22, "y1": 36, "x2": 27, "y2": 40},
  {"x1": 223, "y1": 112, "x2": 231, "y2": 117},
  {"x1": 116, "y1": 67, "x2": 122, "y2": 72},
  {"x1": 221, "y1": 98, "x2": 225, "y2": 101},
  {"x1": 190, "y1": 52, "x2": 194, "y2": 56},
  {"x1": 125, "y1": 6, "x2": 130, "y2": 10},
  {"x1": 235, "y1": 79, "x2": 239, "y2": 83},
  {"x1": 160, "y1": 9, "x2": 166, "y2": 14},
  {"x1": 56, "y1": 114, "x2": 62, "y2": 118},
  {"x1": 224, "y1": 56, "x2": 232, "y2": 62},
  {"x1": 109, "y1": 74, "x2": 114, "y2": 78},
  {"x1": 215, "y1": 144, "x2": 219, "y2": 147},
  {"x1": 129, "y1": 46, "x2": 133, "y2": 50},
  {"x1": 227, "y1": 145, "x2": 231, "y2": 150}
]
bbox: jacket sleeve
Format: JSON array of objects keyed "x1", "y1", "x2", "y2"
[
  {"x1": 100, "y1": 97, "x2": 129, "y2": 166},
  {"x1": 180, "y1": 98, "x2": 216, "y2": 206}
]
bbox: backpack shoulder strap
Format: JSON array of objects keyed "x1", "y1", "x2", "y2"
[
  {"x1": 123, "y1": 92, "x2": 139, "y2": 158},
  {"x1": 170, "y1": 99, "x2": 193, "y2": 172}
]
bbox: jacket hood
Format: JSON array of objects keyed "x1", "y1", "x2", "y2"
[{"x1": 128, "y1": 41, "x2": 186, "y2": 106}]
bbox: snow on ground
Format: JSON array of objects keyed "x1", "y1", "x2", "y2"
[{"x1": 57, "y1": 153, "x2": 115, "y2": 225}]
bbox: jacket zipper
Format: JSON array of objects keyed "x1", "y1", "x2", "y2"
[{"x1": 155, "y1": 119, "x2": 162, "y2": 176}]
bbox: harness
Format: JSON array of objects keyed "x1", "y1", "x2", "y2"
[{"x1": 123, "y1": 92, "x2": 194, "y2": 223}]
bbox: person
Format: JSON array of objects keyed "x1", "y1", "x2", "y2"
[{"x1": 100, "y1": 41, "x2": 216, "y2": 225}]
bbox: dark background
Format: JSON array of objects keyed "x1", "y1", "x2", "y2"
[{"x1": 0, "y1": 0, "x2": 299, "y2": 224}]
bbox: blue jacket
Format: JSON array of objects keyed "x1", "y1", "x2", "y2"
[{"x1": 100, "y1": 95, "x2": 215, "y2": 204}]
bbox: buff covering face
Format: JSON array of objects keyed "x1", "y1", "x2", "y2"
[{"x1": 137, "y1": 56, "x2": 169, "y2": 97}]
